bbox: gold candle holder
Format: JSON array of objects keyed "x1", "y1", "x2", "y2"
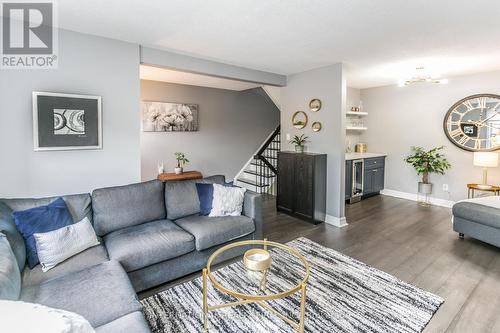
[{"x1": 243, "y1": 248, "x2": 272, "y2": 271}]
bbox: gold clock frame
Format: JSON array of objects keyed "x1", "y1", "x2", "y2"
[{"x1": 443, "y1": 93, "x2": 500, "y2": 152}]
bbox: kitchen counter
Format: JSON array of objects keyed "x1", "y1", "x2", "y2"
[{"x1": 345, "y1": 152, "x2": 387, "y2": 160}]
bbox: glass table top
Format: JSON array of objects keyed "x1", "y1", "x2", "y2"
[{"x1": 206, "y1": 240, "x2": 309, "y2": 299}]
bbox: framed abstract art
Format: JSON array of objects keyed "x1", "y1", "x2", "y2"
[{"x1": 32, "y1": 92, "x2": 102, "y2": 151}]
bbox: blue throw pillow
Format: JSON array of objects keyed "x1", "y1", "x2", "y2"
[
  {"x1": 196, "y1": 183, "x2": 214, "y2": 216},
  {"x1": 12, "y1": 197, "x2": 74, "y2": 269}
]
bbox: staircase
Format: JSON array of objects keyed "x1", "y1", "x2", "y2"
[{"x1": 236, "y1": 125, "x2": 280, "y2": 194}]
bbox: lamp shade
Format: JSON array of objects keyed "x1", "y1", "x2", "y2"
[{"x1": 473, "y1": 152, "x2": 499, "y2": 167}]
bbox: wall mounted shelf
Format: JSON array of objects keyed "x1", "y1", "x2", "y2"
[
  {"x1": 346, "y1": 126, "x2": 368, "y2": 131},
  {"x1": 346, "y1": 111, "x2": 368, "y2": 116}
]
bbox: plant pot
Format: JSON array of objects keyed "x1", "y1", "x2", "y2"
[
  {"x1": 174, "y1": 167, "x2": 183, "y2": 175},
  {"x1": 295, "y1": 145, "x2": 304, "y2": 153},
  {"x1": 418, "y1": 182, "x2": 433, "y2": 194}
]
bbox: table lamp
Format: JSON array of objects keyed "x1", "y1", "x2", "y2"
[{"x1": 473, "y1": 152, "x2": 498, "y2": 189}]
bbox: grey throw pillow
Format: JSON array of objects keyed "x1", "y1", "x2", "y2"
[{"x1": 34, "y1": 217, "x2": 99, "y2": 272}]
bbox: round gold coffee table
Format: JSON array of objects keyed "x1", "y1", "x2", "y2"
[{"x1": 202, "y1": 239, "x2": 310, "y2": 332}]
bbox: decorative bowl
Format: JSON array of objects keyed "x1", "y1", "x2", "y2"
[{"x1": 243, "y1": 248, "x2": 272, "y2": 271}]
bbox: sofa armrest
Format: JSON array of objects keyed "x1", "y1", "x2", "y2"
[{"x1": 243, "y1": 191, "x2": 263, "y2": 240}]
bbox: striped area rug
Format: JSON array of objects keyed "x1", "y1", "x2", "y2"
[{"x1": 141, "y1": 237, "x2": 443, "y2": 332}]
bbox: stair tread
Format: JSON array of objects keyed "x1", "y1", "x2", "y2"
[
  {"x1": 244, "y1": 170, "x2": 276, "y2": 177},
  {"x1": 237, "y1": 178, "x2": 268, "y2": 187},
  {"x1": 251, "y1": 161, "x2": 277, "y2": 166}
]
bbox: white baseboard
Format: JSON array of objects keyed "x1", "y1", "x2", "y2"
[
  {"x1": 325, "y1": 214, "x2": 348, "y2": 228},
  {"x1": 380, "y1": 189, "x2": 455, "y2": 208}
]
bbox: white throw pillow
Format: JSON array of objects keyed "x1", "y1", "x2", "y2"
[
  {"x1": 209, "y1": 184, "x2": 247, "y2": 217},
  {"x1": 0, "y1": 300, "x2": 95, "y2": 333},
  {"x1": 34, "y1": 217, "x2": 100, "y2": 272}
]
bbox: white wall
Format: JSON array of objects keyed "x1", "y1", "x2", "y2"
[
  {"x1": 262, "y1": 85, "x2": 281, "y2": 110},
  {"x1": 140, "y1": 81, "x2": 280, "y2": 181},
  {"x1": 346, "y1": 87, "x2": 362, "y2": 151},
  {"x1": 0, "y1": 29, "x2": 141, "y2": 198},
  {"x1": 360, "y1": 70, "x2": 500, "y2": 202},
  {"x1": 281, "y1": 63, "x2": 346, "y2": 223}
]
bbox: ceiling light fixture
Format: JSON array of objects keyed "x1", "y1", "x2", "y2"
[{"x1": 398, "y1": 67, "x2": 448, "y2": 87}]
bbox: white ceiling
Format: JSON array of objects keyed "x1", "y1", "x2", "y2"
[
  {"x1": 57, "y1": 0, "x2": 500, "y2": 88},
  {"x1": 140, "y1": 65, "x2": 261, "y2": 91}
]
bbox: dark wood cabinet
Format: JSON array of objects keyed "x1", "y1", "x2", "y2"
[
  {"x1": 277, "y1": 152, "x2": 294, "y2": 214},
  {"x1": 277, "y1": 152, "x2": 326, "y2": 224}
]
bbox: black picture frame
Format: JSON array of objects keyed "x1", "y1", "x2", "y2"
[{"x1": 33, "y1": 92, "x2": 102, "y2": 151}]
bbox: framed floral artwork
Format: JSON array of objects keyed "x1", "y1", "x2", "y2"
[{"x1": 141, "y1": 101, "x2": 199, "y2": 132}]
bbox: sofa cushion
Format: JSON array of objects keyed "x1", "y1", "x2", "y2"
[
  {"x1": 0, "y1": 300, "x2": 95, "y2": 333},
  {"x1": 21, "y1": 260, "x2": 141, "y2": 328},
  {"x1": 165, "y1": 175, "x2": 225, "y2": 220},
  {"x1": 0, "y1": 202, "x2": 26, "y2": 271},
  {"x1": 22, "y1": 243, "x2": 108, "y2": 287},
  {"x1": 13, "y1": 197, "x2": 75, "y2": 268},
  {"x1": 2, "y1": 193, "x2": 93, "y2": 225},
  {"x1": 92, "y1": 180, "x2": 165, "y2": 236},
  {"x1": 34, "y1": 217, "x2": 100, "y2": 272},
  {"x1": 174, "y1": 215, "x2": 255, "y2": 251},
  {"x1": 209, "y1": 184, "x2": 247, "y2": 217},
  {"x1": 95, "y1": 311, "x2": 150, "y2": 333},
  {"x1": 103, "y1": 219, "x2": 195, "y2": 272},
  {"x1": 196, "y1": 183, "x2": 214, "y2": 216},
  {"x1": 0, "y1": 233, "x2": 21, "y2": 300},
  {"x1": 453, "y1": 200, "x2": 500, "y2": 229}
]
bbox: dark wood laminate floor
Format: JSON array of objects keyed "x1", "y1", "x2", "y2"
[{"x1": 140, "y1": 195, "x2": 500, "y2": 333}]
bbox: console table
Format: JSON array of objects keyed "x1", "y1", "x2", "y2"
[{"x1": 157, "y1": 171, "x2": 203, "y2": 182}]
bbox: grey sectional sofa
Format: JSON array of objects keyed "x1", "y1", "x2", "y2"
[
  {"x1": 0, "y1": 175, "x2": 262, "y2": 332},
  {"x1": 452, "y1": 197, "x2": 500, "y2": 247}
]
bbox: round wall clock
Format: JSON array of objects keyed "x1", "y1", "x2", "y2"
[{"x1": 443, "y1": 94, "x2": 500, "y2": 152}]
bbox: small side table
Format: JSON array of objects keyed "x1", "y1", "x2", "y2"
[
  {"x1": 467, "y1": 183, "x2": 500, "y2": 198},
  {"x1": 157, "y1": 171, "x2": 202, "y2": 182}
]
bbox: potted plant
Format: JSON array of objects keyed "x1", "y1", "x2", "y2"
[
  {"x1": 174, "y1": 152, "x2": 189, "y2": 174},
  {"x1": 404, "y1": 146, "x2": 451, "y2": 195},
  {"x1": 290, "y1": 134, "x2": 309, "y2": 153}
]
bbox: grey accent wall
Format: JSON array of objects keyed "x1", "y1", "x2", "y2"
[
  {"x1": 140, "y1": 80, "x2": 280, "y2": 181},
  {"x1": 0, "y1": 29, "x2": 141, "y2": 198},
  {"x1": 360, "y1": 70, "x2": 500, "y2": 202},
  {"x1": 280, "y1": 63, "x2": 346, "y2": 221}
]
